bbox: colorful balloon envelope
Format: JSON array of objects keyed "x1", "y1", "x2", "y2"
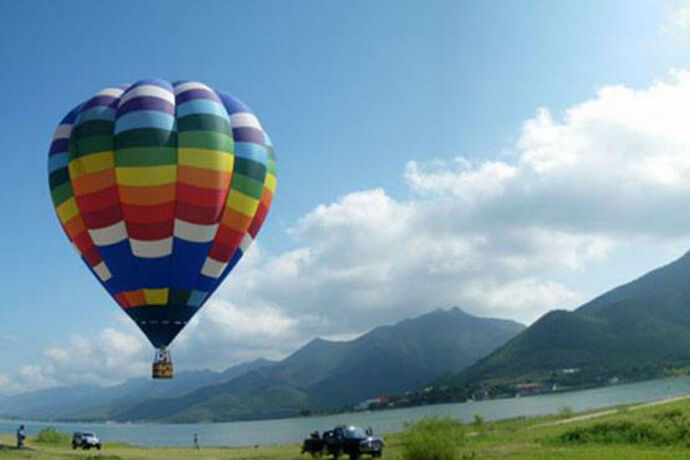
[{"x1": 47, "y1": 79, "x2": 276, "y2": 378}]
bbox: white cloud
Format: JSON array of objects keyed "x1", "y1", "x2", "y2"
[
  {"x1": 0, "y1": 328, "x2": 149, "y2": 394},
  {"x1": 3, "y1": 71, "x2": 690, "y2": 392},
  {"x1": 0, "y1": 365, "x2": 58, "y2": 395},
  {"x1": 203, "y1": 70, "x2": 690, "y2": 340}
]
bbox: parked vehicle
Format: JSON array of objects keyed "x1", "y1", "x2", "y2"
[
  {"x1": 71, "y1": 431, "x2": 101, "y2": 450},
  {"x1": 302, "y1": 425, "x2": 383, "y2": 459}
]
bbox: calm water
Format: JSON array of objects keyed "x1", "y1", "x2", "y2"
[{"x1": 1, "y1": 376, "x2": 688, "y2": 447}]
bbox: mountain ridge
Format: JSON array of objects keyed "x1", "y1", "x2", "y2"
[
  {"x1": 451, "y1": 251, "x2": 690, "y2": 387},
  {"x1": 0, "y1": 308, "x2": 524, "y2": 422}
]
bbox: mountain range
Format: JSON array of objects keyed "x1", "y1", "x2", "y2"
[{"x1": 0, "y1": 308, "x2": 524, "y2": 422}]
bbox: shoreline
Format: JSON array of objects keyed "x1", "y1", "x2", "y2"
[
  {"x1": 1, "y1": 374, "x2": 687, "y2": 427},
  {"x1": 1, "y1": 384, "x2": 689, "y2": 448}
]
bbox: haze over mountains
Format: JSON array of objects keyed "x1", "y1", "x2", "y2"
[{"x1": 0, "y1": 309, "x2": 524, "y2": 422}]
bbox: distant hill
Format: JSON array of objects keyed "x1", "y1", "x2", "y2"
[
  {"x1": 453, "y1": 252, "x2": 690, "y2": 386},
  {"x1": 106, "y1": 308, "x2": 525, "y2": 422},
  {"x1": 0, "y1": 358, "x2": 273, "y2": 421}
]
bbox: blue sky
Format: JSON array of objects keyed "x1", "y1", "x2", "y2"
[{"x1": 1, "y1": 0, "x2": 690, "y2": 390}]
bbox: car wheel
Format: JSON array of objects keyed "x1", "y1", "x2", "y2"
[
  {"x1": 97, "y1": 445, "x2": 101, "y2": 450},
  {"x1": 349, "y1": 452, "x2": 359, "y2": 460},
  {"x1": 72, "y1": 443, "x2": 76, "y2": 450}
]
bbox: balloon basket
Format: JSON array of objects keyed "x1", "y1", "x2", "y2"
[{"x1": 152, "y1": 348, "x2": 173, "y2": 379}]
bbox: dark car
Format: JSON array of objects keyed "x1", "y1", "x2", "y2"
[
  {"x1": 72, "y1": 431, "x2": 101, "y2": 450},
  {"x1": 302, "y1": 425, "x2": 383, "y2": 459}
]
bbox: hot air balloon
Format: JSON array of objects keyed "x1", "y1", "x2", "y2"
[{"x1": 47, "y1": 79, "x2": 276, "y2": 378}]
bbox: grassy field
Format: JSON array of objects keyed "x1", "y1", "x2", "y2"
[{"x1": 1, "y1": 397, "x2": 688, "y2": 460}]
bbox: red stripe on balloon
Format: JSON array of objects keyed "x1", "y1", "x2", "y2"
[
  {"x1": 75, "y1": 186, "x2": 120, "y2": 213},
  {"x1": 248, "y1": 203, "x2": 268, "y2": 238},
  {"x1": 121, "y1": 202, "x2": 175, "y2": 224},
  {"x1": 176, "y1": 183, "x2": 227, "y2": 209},
  {"x1": 81, "y1": 204, "x2": 122, "y2": 228},
  {"x1": 126, "y1": 221, "x2": 173, "y2": 240},
  {"x1": 83, "y1": 247, "x2": 102, "y2": 266},
  {"x1": 176, "y1": 202, "x2": 222, "y2": 225}
]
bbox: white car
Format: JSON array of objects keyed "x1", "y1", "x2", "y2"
[{"x1": 72, "y1": 431, "x2": 101, "y2": 450}]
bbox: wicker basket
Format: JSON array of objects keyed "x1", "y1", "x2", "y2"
[{"x1": 152, "y1": 347, "x2": 174, "y2": 379}]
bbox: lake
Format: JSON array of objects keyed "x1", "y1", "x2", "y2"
[{"x1": 1, "y1": 376, "x2": 688, "y2": 447}]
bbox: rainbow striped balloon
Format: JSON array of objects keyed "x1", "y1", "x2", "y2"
[{"x1": 47, "y1": 79, "x2": 276, "y2": 349}]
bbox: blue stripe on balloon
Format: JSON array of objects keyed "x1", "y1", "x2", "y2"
[
  {"x1": 49, "y1": 139, "x2": 69, "y2": 155},
  {"x1": 48, "y1": 152, "x2": 69, "y2": 173},
  {"x1": 78, "y1": 106, "x2": 116, "y2": 123},
  {"x1": 192, "y1": 273, "x2": 216, "y2": 293},
  {"x1": 170, "y1": 239, "x2": 211, "y2": 290},
  {"x1": 97, "y1": 241, "x2": 143, "y2": 292},
  {"x1": 234, "y1": 142, "x2": 268, "y2": 164},
  {"x1": 203, "y1": 250, "x2": 243, "y2": 297},
  {"x1": 176, "y1": 99, "x2": 229, "y2": 119},
  {"x1": 217, "y1": 91, "x2": 251, "y2": 115},
  {"x1": 114, "y1": 110, "x2": 176, "y2": 134},
  {"x1": 61, "y1": 104, "x2": 84, "y2": 125},
  {"x1": 188, "y1": 290, "x2": 207, "y2": 307},
  {"x1": 134, "y1": 256, "x2": 173, "y2": 289},
  {"x1": 232, "y1": 127, "x2": 265, "y2": 145}
]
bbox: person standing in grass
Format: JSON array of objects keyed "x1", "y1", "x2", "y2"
[
  {"x1": 194, "y1": 433, "x2": 199, "y2": 450},
  {"x1": 16, "y1": 425, "x2": 25, "y2": 450}
]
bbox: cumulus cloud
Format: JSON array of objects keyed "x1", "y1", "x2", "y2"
[
  {"x1": 200, "y1": 71, "x2": 690, "y2": 341},
  {"x1": 3, "y1": 71, "x2": 690, "y2": 393},
  {"x1": 0, "y1": 328, "x2": 149, "y2": 394},
  {"x1": 0, "y1": 366, "x2": 58, "y2": 395}
]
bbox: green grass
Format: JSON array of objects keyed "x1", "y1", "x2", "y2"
[
  {"x1": 400, "y1": 417, "x2": 465, "y2": 460},
  {"x1": 554, "y1": 407, "x2": 690, "y2": 447},
  {"x1": 35, "y1": 427, "x2": 70, "y2": 447},
  {"x1": 1, "y1": 397, "x2": 689, "y2": 460}
]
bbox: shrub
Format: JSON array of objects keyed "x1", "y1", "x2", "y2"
[
  {"x1": 401, "y1": 417, "x2": 465, "y2": 460},
  {"x1": 558, "y1": 421, "x2": 662, "y2": 445},
  {"x1": 35, "y1": 427, "x2": 70, "y2": 445},
  {"x1": 472, "y1": 413, "x2": 484, "y2": 427},
  {"x1": 556, "y1": 414, "x2": 690, "y2": 447}
]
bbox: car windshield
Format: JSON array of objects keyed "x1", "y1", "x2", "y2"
[
  {"x1": 345, "y1": 427, "x2": 366, "y2": 439},
  {"x1": 82, "y1": 433, "x2": 95, "y2": 437}
]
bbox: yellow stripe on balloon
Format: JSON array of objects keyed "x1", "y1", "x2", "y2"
[
  {"x1": 264, "y1": 173, "x2": 277, "y2": 193},
  {"x1": 143, "y1": 288, "x2": 169, "y2": 305},
  {"x1": 178, "y1": 148, "x2": 234, "y2": 172},
  {"x1": 226, "y1": 189, "x2": 259, "y2": 217},
  {"x1": 68, "y1": 151, "x2": 115, "y2": 179},
  {"x1": 115, "y1": 165, "x2": 176, "y2": 186},
  {"x1": 56, "y1": 197, "x2": 79, "y2": 224}
]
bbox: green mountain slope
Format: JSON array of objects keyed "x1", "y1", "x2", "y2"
[{"x1": 454, "y1": 252, "x2": 690, "y2": 386}]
